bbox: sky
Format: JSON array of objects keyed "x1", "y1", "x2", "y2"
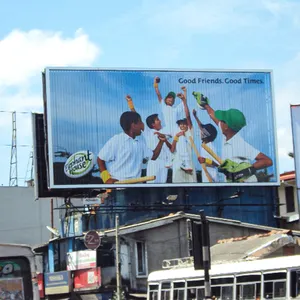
[{"x1": 0, "y1": 0, "x2": 299, "y2": 186}]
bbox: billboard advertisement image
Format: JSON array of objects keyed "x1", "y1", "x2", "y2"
[{"x1": 44, "y1": 68, "x2": 278, "y2": 188}]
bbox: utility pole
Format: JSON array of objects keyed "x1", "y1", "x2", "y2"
[
  {"x1": 200, "y1": 210, "x2": 211, "y2": 299},
  {"x1": 9, "y1": 111, "x2": 18, "y2": 186},
  {"x1": 192, "y1": 210, "x2": 212, "y2": 300},
  {"x1": 115, "y1": 215, "x2": 122, "y2": 300}
]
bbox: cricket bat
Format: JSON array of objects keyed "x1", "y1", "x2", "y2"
[
  {"x1": 115, "y1": 176, "x2": 156, "y2": 184},
  {"x1": 189, "y1": 136, "x2": 213, "y2": 183}
]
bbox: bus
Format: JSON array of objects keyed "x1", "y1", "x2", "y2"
[
  {"x1": 147, "y1": 255, "x2": 300, "y2": 299},
  {"x1": 0, "y1": 243, "x2": 40, "y2": 300}
]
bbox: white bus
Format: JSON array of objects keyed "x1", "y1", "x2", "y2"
[
  {"x1": 0, "y1": 243, "x2": 40, "y2": 300},
  {"x1": 147, "y1": 255, "x2": 300, "y2": 299}
]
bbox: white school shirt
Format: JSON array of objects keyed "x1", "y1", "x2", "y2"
[
  {"x1": 146, "y1": 129, "x2": 170, "y2": 163},
  {"x1": 172, "y1": 129, "x2": 197, "y2": 183},
  {"x1": 161, "y1": 101, "x2": 185, "y2": 136},
  {"x1": 98, "y1": 132, "x2": 153, "y2": 181},
  {"x1": 146, "y1": 128, "x2": 170, "y2": 183},
  {"x1": 222, "y1": 132, "x2": 260, "y2": 182}
]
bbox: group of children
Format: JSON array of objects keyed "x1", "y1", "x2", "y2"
[{"x1": 97, "y1": 76, "x2": 273, "y2": 184}]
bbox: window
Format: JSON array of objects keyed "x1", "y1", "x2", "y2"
[
  {"x1": 135, "y1": 241, "x2": 147, "y2": 276},
  {"x1": 285, "y1": 186, "x2": 295, "y2": 213},
  {"x1": 161, "y1": 282, "x2": 171, "y2": 300},
  {"x1": 149, "y1": 284, "x2": 159, "y2": 300},
  {"x1": 174, "y1": 281, "x2": 185, "y2": 300},
  {"x1": 0, "y1": 257, "x2": 33, "y2": 300},
  {"x1": 264, "y1": 272, "x2": 286, "y2": 299}
]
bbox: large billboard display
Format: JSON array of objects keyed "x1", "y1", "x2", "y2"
[
  {"x1": 291, "y1": 105, "x2": 300, "y2": 214},
  {"x1": 45, "y1": 68, "x2": 279, "y2": 188}
]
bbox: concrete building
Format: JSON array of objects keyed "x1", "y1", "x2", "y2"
[
  {"x1": 34, "y1": 212, "x2": 294, "y2": 299},
  {"x1": 0, "y1": 186, "x2": 62, "y2": 246},
  {"x1": 277, "y1": 171, "x2": 299, "y2": 229}
]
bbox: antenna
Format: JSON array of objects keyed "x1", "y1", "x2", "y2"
[{"x1": 9, "y1": 111, "x2": 18, "y2": 186}]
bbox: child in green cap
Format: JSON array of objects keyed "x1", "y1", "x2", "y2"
[{"x1": 195, "y1": 95, "x2": 273, "y2": 183}]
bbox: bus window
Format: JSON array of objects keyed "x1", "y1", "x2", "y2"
[
  {"x1": 274, "y1": 282, "x2": 286, "y2": 298},
  {"x1": 173, "y1": 281, "x2": 185, "y2": 300},
  {"x1": 197, "y1": 289, "x2": 204, "y2": 299},
  {"x1": 149, "y1": 284, "x2": 159, "y2": 300},
  {"x1": 187, "y1": 288, "x2": 196, "y2": 300},
  {"x1": 211, "y1": 277, "x2": 233, "y2": 300},
  {"x1": 221, "y1": 286, "x2": 233, "y2": 300},
  {"x1": 0, "y1": 257, "x2": 33, "y2": 300},
  {"x1": 211, "y1": 286, "x2": 221, "y2": 299},
  {"x1": 264, "y1": 272, "x2": 286, "y2": 299},
  {"x1": 161, "y1": 282, "x2": 171, "y2": 300},
  {"x1": 236, "y1": 275, "x2": 261, "y2": 299}
]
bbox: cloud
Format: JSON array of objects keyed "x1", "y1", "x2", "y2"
[
  {"x1": 0, "y1": 28, "x2": 100, "y2": 88},
  {"x1": 0, "y1": 28, "x2": 100, "y2": 185}
]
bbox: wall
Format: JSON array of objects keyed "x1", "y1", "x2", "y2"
[{"x1": 0, "y1": 187, "x2": 63, "y2": 246}]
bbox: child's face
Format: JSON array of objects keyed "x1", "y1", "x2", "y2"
[
  {"x1": 152, "y1": 117, "x2": 162, "y2": 130},
  {"x1": 165, "y1": 96, "x2": 175, "y2": 106},
  {"x1": 133, "y1": 118, "x2": 145, "y2": 136},
  {"x1": 179, "y1": 123, "x2": 188, "y2": 132},
  {"x1": 219, "y1": 121, "x2": 228, "y2": 135}
]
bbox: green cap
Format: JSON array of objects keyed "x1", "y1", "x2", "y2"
[
  {"x1": 165, "y1": 91, "x2": 176, "y2": 100},
  {"x1": 215, "y1": 109, "x2": 246, "y2": 132}
]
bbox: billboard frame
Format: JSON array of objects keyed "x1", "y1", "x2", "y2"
[
  {"x1": 290, "y1": 104, "x2": 300, "y2": 216},
  {"x1": 44, "y1": 67, "x2": 280, "y2": 189}
]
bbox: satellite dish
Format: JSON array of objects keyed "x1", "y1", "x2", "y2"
[{"x1": 46, "y1": 226, "x2": 60, "y2": 237}]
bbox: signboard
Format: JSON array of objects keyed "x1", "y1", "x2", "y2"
[
  {"x1": 84, "y1": 230, "x2": 101, "y2": 250},
  {"x1": 83, "y1": 197, "x2": 102, "y2": 205},
  {"x1": 45, "y1": 68, "x2": 279, "y2": 188},
  {"x1": 291, "y1": 105, "x2": 300, "y2": 215},
  {"x1": 74, "y1": 267, "x2": 101, "y2": 291},
  {"x1": 44, "y1": 271, "x2": 72, "y2": 295},
  {"x1": 67, "y1": 250, "x2": 97, "y2": 271}
]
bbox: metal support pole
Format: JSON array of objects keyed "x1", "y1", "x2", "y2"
[
  {"x1": 200, "y1": 210, "x2": 211, "y2": 299},
  {"x1": 115, "y1": 215, "x2": 122, "y2": 300}
]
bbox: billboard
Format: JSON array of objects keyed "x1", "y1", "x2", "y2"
[
  {"x1": 44, "y1": 68, "x2": 279, "y2": 188},
  {"x1": 291, "y1": 105, "x2": 300, "y2": 214}
]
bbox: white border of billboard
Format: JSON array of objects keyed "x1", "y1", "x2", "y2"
[{"x1": 45, "y1": 68, "x2": 280, "y2": 189}]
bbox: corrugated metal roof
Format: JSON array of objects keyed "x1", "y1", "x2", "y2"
[{"x1": 211, "y1": 233, "x2": 297, "y2": 263}]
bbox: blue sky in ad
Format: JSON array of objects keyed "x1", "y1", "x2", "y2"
[{"x1": 47, "y1": 69, "x2": 276, "y2": 180}]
